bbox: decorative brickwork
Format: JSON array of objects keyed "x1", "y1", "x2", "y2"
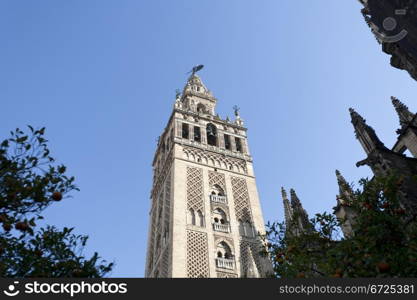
[
  {"x1": 186, "y1": 167, "x2": 205, "y2": 212},
  {"x1": 208, "y1": 170, "x2": 226, "y2": 192},
  {"x1": 231, "y1": 176, "x2": 252, "y2": 223},
  {"x1": 186, "y1": 230, "x2": 210, "y2": 278},
  {"x1": 160, "y1": 248, "x2": 170, "y2": 278},
  {"x1": 239, "y1": 240, "x2": 263, "y2": 277}
]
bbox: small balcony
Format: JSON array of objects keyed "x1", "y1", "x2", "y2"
[
  {"x1": 213, "y1": 223, "x2": 230, "y2": 233},
  {"x1": 210, "y1": 194, "x2": 227, "y2": 204},
  {"x1": 215, "y1": 258, "x2": 235, "y2": 270}
]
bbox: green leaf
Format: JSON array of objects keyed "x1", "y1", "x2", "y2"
[{"x1": 1, "y1": 140, "x2": 9, "y2": 148}]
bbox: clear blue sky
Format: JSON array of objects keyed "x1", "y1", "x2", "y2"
[{"x1": 1, "y1": 1, "x2": 416, "y2": 277}]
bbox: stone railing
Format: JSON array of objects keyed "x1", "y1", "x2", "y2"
[
  {"x1": 213, "y1": 223, "x2": 230, "y2": 233},
  {"x1": 210, "y1": 194, "x2": 227, "y2": 204},
  {"x1": 215, "y1": 258, "x2": 235, "y2": 270}
]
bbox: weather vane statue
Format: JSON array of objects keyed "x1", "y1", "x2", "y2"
[
  {"x1": 233, "y1": 105, "x2": 240, "y2": 117},
  {"x1": 187, "y1": 64, "x2": 204, "y2": 76}
]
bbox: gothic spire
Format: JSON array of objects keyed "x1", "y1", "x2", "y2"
[
  {"x1": 391, "y1": 96, "x2": 415, "y2": 130},
  {"x1": 281, "y1": 187, "x2": 293, "y2": 226},
  {"x1": 335, "y1": 170, "x2": 354, "y2": 205},
  {"x1": 290, "y1": 188, "x2": 302, "y2": 209},
  {"x1": 349, "y1": 108, "x2": 385, "y2": 155},
  {"x1": 289, "y1": 188, "x2": 311, "y2": 233}
]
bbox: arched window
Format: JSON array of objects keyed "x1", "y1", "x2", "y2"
[
  {"x1": 188, "y1": 208, "x2": 195, "y2": 225},
  {"x1": 197, "y1": 210, "x2": 204, "y2": 227},
  {"x1": 235, "y1": 137, "x2": 242, "y2": 152},
  {"x1": 224, "y1": 134, "x2": 231, "y2": 150},
  {"x1": 182, "y1": 123, "x2": 189, "y2": 139},
  {"x1": 217, "y1": 251, "x2": 223, "y2": 258},
  {"x1": 216, "y1": 241, "x2": 232, "y2": 259},
  {"x1": 194, "y1": 126, "x2": 201, "y2": 142},
  {"x1": 211, "y1": 184, "x2": 225, "y2": 196},
  {"x1": 213, "y1": 208, "x2": 227, "y2": 224},
  {"x1": 206, "y1": 123, "x2": 217, "y2": 146}
]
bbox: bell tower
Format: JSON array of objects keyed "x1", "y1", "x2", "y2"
[{"x1": 145, "y1": 68, "x2": 271, "y2": 278}]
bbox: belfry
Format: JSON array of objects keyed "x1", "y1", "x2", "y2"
[{"x1": 145, "y1": 68, "x2": 271, "y2": 278}]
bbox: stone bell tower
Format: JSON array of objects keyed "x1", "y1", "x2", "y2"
[{"x1": 144, "y1": 68, "x2": 271, "y2": 278}]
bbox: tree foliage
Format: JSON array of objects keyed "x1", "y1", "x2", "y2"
[
  {"x1": 0, "y1": 126, "x2": 113, "y2": 277},
  {"x1": 263, "y1": 175, "x2": 417, "y2": 278}
]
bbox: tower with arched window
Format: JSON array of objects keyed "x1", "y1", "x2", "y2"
[{"x1": 145, "y1": 70, "x2": 272, "y2": 278}]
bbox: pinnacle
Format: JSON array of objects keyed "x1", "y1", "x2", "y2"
[{"x1": 349, "y1": 107, "x2": 366, "y2": 124}]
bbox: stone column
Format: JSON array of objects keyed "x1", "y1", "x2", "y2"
[
  {"x1": 176, "y1": 120, "x2": 182, "y2": 138},
  {"x1": 201, "y1": 126, "x2": 207, "y2": 144},
  {"x1": 218, "y1": 132, "x2": 225, "y2": 149}
]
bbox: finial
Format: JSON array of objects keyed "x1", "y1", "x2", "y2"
[
  {"x1": 349, "y1": 108, "x2": 379, "y2": 133},
  {"x1": 281, "y1": 187, "x2": 287, "y2": 198},
  {"x1": 290, "y1": 188, "x2": 300, "y2": 206},
  {"x1": 391, "y1": 96, "x2": 407, "y2": 109},
  {"x1": 349, "y1": 107, "x2": 365, "y2": 123},
  {"x1": 391, "y1": 96, "x2": 414, "y2": 128},
  {"x1": 335, "y1": 169, "x2": 348, "y2": 186}
]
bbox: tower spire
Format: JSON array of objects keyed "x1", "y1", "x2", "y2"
[
  {"x1": 334, "y1": 170, "x2": 357, "y2": 238},
  {"x1": 281, "y1": 187, "x2": 293, "y2": 226},
  {"x1": 391, "y1": 96, "x2": 415, "y2": 130},
  {"x1": 290, "y1": 188, "x2": 302, "y2": 209},
  {"x1": 335, "y1": 170, "x2": 354, "y2": 205},
  {"x1": 349, "y1": 108, "x2": 385, "y2": 155},
  {"x1": 289, "y1": 189, "x2": 311, "y2": 234}
]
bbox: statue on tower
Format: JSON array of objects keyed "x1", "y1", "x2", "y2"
[
  {"x1": 233, "y1": 105, "x2": 240, "y2": 117},
  {"x1": 188, "y1": 64, "x2": 204, "y2": 76},
  {"x1": 233, "y1": 105, "x2": 244, "y2": 126},
  {"x1": 174, "y1": 89, "x2": 182, "y2": 109}
]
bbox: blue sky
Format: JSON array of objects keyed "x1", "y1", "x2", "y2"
[{"x1": 1, "y1": 1, "x2": 416, "y2": 277}]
